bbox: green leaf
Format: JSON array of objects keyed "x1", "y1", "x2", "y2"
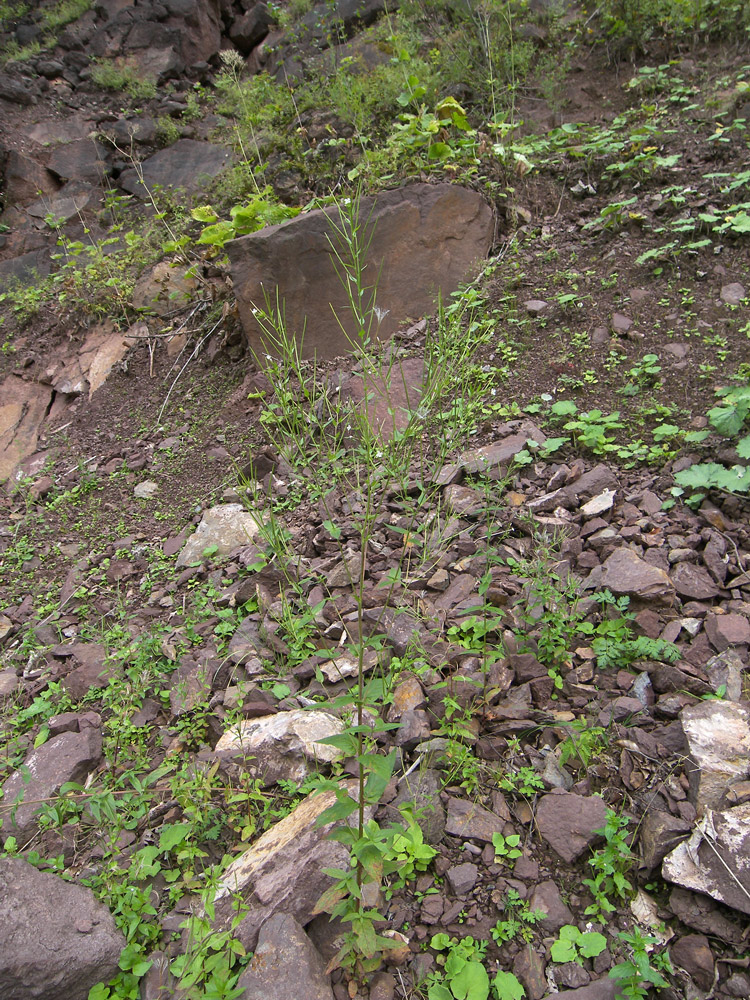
[
  {"x1": 551, "y1": 938, "x2": 577, "y2": 963},
  {"x1": 708, "y1": 402, "x2": 748, "y2": 437},
  {"x1": 736, "y1": 434, "x2": 750, "y2": 459},
  {"x1": 493, "y1": 971, "x2": 526, "y2": 1000},
  {"x1": 550, "y1": 400, "x2": 577, "y2": 417},
  {"x1": 159, "y1": 823, "x2": 192, "y2": 852},
  {"x1": 323, "y1": 519, "x2": 342, "y2": 539},
  {"x1": 428, "y1": 141, "x2": 452, "y2": 160},
  {"x1": 428, "y1": 985, "x2": 453, "y2": 1000},
  {"x1": 431, "y1": 933, "x2": 452, "y2": 951},
  {"x1": 674, "y1": 462, "x2": 727, "y2": 490},
  {"x1": 579, "y1": 931, "x2": 607, "y2": 958},
  {"x1": 451, "y1": 959, "x2": 490, "y2": 1000},
  {"x1": 191, "y1": 205, "x2": 218, "y2": 223}
]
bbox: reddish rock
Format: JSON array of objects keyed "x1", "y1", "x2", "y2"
[
  {"x1": 670, "y1": 934, "x2": 714, "y2": 991},
  {"x1": 535, "y1": 792, "x2": 607, "y2": 863},
  {"x1": 705, "y1": 612, "x2": 750, "y2": 651},
  {"x1": 228, "y1": 183, "x2": 493, "y2": 360}
]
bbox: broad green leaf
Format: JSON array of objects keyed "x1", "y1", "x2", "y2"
[
  {"x1": 451, "y1": 959, "x2": 490, "y2": 1000},
  {"x1": 428, "y1": 985, "x2": 453, "y2": 1000},
  {"x1": 708, "y1": 403, "x2": 748, "y2": 437},
  {"x1": 550, "y1": 400, "x2": 578, "y2": 417},
  {"x1": 736, "y1": 434, "x2": 750, "y2": 459},
  {"x1": 159, "y1": 823, "x2": 191, "y2": 852},
  {"x1": 579, "y1": 931, "x2": 607, "y2": 958},
  {"x1": 493, "y1": 971, "x2": 526, "y2": 1000},
  {"x1": 550, "y1": 938, "x2": 577, "y2": 963},
  {"x1": 674, "y1": 462, "x2": 728, "y2": 490},
  {"x1": 191, "y1": 205, "x2": 218, "y2": 223}
]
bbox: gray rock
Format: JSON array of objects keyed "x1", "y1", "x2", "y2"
[
  {"x1": 680, "y1": 700, "x2": 750, "y2": 813},
  {"x1": 662, "y1": 802, "x2": 750, "y2": 916},
  {"x1": 1, "y1": 727, "x2": 102, "y2": 840},
  {"x1": 119, "y1": 139, "x2": 233, "y2": 197},
  {"x1": 706, "y1": 649, "x2": 744, "y2": 701},
  {"x1": 387, "y1": 767, "x2": 445, "y2": 844},
  {"x1": 599, "y1": 547, "x2": 674, "y2": 602},
  {"x1": 668, "y1": 886, "x2": 745, "y2": 944},
  {"x1": 176, "y1": 504, "x2": 263, "y2": 567},
  {"x1": 228, "y1": 183, "x2": 493, "y2": 360},
  {"x1": 0, "y1": 857, "x2": 124, "y2": 1000},
  {"x1": 212, "y1": 710, "x2": 344, "y2": 785},
  {"x1": 535, "y1": 792, "x2": 607, "y2": 863},
  {"x1": 47, "y1": 138, "x2": 108, "y2": 183},
  {"x1": 236, "y1": 912, "x2": 333, "y2": 1000},
  {"x1": 720, "y1": 282, "x2": 746, "y2": 305}
]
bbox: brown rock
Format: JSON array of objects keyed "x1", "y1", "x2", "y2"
[
  {"x1": 705, "y1": 612, "x2": 750, "y2": 651},
  {"x1": 535, "y1": 792, "x2": 607, "y2": 863},
  {"x1": 670, "y1": 562, "x2": 720, "y2": 600},
  {"x1": 599, "y1": 548, "x2": 674, "y2": 602},
  {"x1": 0, "y1": 858, "x2": 125, "y2": 1000},
  {"x1": 527, "y1": 879, "x2": 574, "y2": 932},
  {"x1": 228, "y1": 184, "x2": 493, "y2": 360},
  {"x1": 0, "y1": 377, "x2": 53, "y2": 482},
  {"x1": 639, "y1": 810, "x2": 692, "y2": 868},
  {"x1": 235, "y1": 912, "x2": 333, "y2": 1000},
  {"x1": 670, "y1": 934, "x2": 714, "y2": 991},
  {"x1": 445, "y1": 797, "x2": 506, "y2": 843},
  {"x1": 341, "y1": 357, "x2": 424, "y2": 443},
  {"x1": 0, "y1": 727, "x2": 102, "y2": 840},
  {"x1": 513, "y1": 945, "x2": 547, "y2": 1000},
  {"x1": 541, "y1": 979, "x2": 618, "y2": 1000}
]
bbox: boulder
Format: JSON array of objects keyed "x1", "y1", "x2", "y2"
[
  {"x1": 2, "y1": 150, "x2": 59, "y2": 208},
  {"x1": 0, "y1": 726, "x2": 103, "y2": 840},
  {"x1": 176, "y1": 504, "x2": 263, "y2": 567},
  {"x1": 680, "y1": 700, "x2": 750, "y2": 814},
  {"x1": 119, "y1": 139, "x2": 233, "y2": 198},
  {"x1": 236, "y1": 912, "x2": 333, "y2": 1000},
  {"x1": 227, "y1": 183, "x2": 493, "y2": 360},
  {"x1": 0, "y1": 858, "x2": 124, "y2": 1000},
  {"x1": 662, "y1": 803, "x2": 750, "y2": 916},
  {"x1": 212, "y1": 783, "x2": 372, "y2": 949},
  {"x1": 0, "y1": 378, "x2": 53, "y2": 483},
  {"x1": 212, "y1": 710, "x2": 345, "y2": 785}
]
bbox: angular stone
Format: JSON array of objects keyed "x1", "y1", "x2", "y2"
[
  {"x1": 639, "y1": 810, "x2": 692, "y2": 868},
  {"x1": 228, "y1": 183, "x2": 493, "y2": 360},
  {"x1": 3, "y1": 150, "x2": 59, "y2": 208},
  {"x1": 176, "y1": 504, "x2": 262, "y2": 567},
  {"x1": 680, "y1": 701, "x2": 750, "y2": 813},
  {"x1": 213, "y1": 710, "x2": 344, "y2": 785},
  {"x1": 460, "y1": 432, "x2": 540, "y2": 475},
  {"x1": 513, "y1": 946, "x2": 547, "y2": 1000},
  {"x1": 0, "y1": 858, "x2": 125, "y2": 1000},
  {"x1": 541, "y1": 979, "x2": 618, "y2": 1000},
  {"x1": 705, "y1": 612, "x2": 750, "y2": 651},
  {"x1": 212, "y1": 784, "x2": 372, "y2": 949},
  {"x1": 388, "y1": 768, "x2": 445, "y2": 844},
  {"x1": 524, "y1": 299, "x2": 548, "y2": 315},
  {"x1": 535, "y1": 792, "x2": 607, "y2": 863},
  {"x1": 663, "y1": 802, "x2": 750, "y2": 916},
  {"x1": 567, "y1": 465, "x2": 619, "y2": 500},
  {"x1": 600, "y1": 548, "x2": 674, "y2": 602},
  {"x1": 445, "y1": 797, "x2": 506, "y2": 843},
  {"x1": 0, "y1": 377, "x2": 53, "y2": 483},
  {"x1": 669, "y1": 886, "x2": 745, "y2": 945},
  {"x1": 1, "y1": 727, "x2": 102, "y2": 840},
  {"x1": 131, "y1": 261, "x2": 197, "y2": 316},
  {"x1": 119, "y1": 139, "x2": 233, "y2": 197},
  {"x1": 670, "y1": 934, "x2": 714, "y2": 991},
  {"x1": 706, "y1": 649, "x2": 744, "y2": 702},
  {"x1": 446, "y1": 862, "x2": 478, "y2": 895},
  {"x1": 611, "y1": 312, "x2": 633, "y2": 334},
  {"x1": 580, "y1": 489, "x2": 615, "y2": 517},
  {"x1": 527, "y1": 879, "x2": 574, "y2": 932},
  {"x1": 47, "y1": 138, "x2": 108, "y2": 183},
  {"x1": 236, "y1": 912, "x2": 333, "y2": 1000},
  {"x1": 671, "y1": 562, "x2": 720, "y2": 600},
  {"x1": 229, "y1": 3, "x2": 275, "y2": 53}
]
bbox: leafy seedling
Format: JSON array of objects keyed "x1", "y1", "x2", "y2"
[{"x1": 550, "y1": 924, "x2": 607, "y2": 964}]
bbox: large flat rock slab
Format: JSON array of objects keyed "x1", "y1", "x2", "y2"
[
  {"x1": 119, "y1": 139, "x2": 233, "y2": 198},
  {"x1": 0, "y1": 858, "x2": 125, "y2": 1000},
  {"x1": 0, "y1": 376, "x2": 53, "y2": 483},
  {"x1": 227, "y1": 183, "x2": 494, "y2": 360}
]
